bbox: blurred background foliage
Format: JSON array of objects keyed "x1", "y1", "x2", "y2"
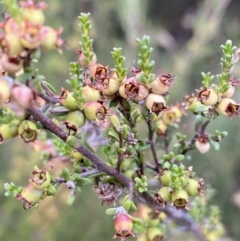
[{"x1": 1, "y1": 0, "x2": 240, "y2": 240}]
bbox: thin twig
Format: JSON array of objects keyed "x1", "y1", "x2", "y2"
[
  {"x1": 39, "y1": 93, "x2": 60, "y2": 104},
  {"x1": 181, "y1": 119, "x2": 211, "y2": 155},
  {"x1": 80, "y1": 169, "x2": 102, "y2": 177},
  {"x1": 116, "y1": 129, "x2": 124, "y2": 172},
  {"x1": 146, "y1": 116, "x2": 160, "y2": 173}
]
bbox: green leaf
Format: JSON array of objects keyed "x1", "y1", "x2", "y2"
[
  {"x1": 175, "y1": 155, "x2": 184, "y2": 161},
  {"x1": 107, "y1": 129, "x2": 119, "y2": 140},
  {"x1": 138, "y1": 187, "x2": 147, "y2": 193},
  {"x1": 41, "y1": 81, "x2": 57, "y2": 94},
  {"x1": 106, "y1": 208, "x2": 117, "y2": 215},
  {"x1": 61, "y1": 168, "x2": 72, "y2": 180},
  {"x1": 211, "y1": 141, "x2": 220, "y2": 151},
  {"x1": 75, "y1": 177, "x2": 91, "y2": 187},
  {"x1": 67, "y1": 195, "x2": 75, "y2": 206}
]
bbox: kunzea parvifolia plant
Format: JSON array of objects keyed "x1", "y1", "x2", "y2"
[{"x1": 1, "y1": 0, "x2": 239, "y2": 240}]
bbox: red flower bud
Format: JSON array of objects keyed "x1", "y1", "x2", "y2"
[
  {"x1": 40, "y1": 26, "x2": 63, "y2": 51},
  {"x1": 10, "y1": 85, "x2": 34, "y2": 109},
  {"x1": 0, "y1": 55, "x2": 23, "y2": 73},
  {"x1": 3, "y1": 18, "x2": 21, "y2": 35},
  {"x1": 77, "y1": 49, "x2": 97, "y2": 67},
  {"x1": 113, "y1": 211, "x2": 134, "y2": 241}
]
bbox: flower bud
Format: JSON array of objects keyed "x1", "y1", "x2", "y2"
[
  {"x1": 222, "y1": 85, "x2": 235, "y2": 98},
  {"x1": 158, "y1": 169, "x2": 172, "y2": 186},
  {"x1": 20, "y1": 1, "x2": 47, "y2": 25},
  {"x1": 217, "y1": 98, "x2": 239, "y2": 118},
  {"x1": 197, "y1": 88, "x2": 219, "y2": 106},
  {"x1": 151, "y1": 73, "x2": 174, "y2": 95},
  {"x1": 0, "y1": 55, "x2": 23, "y2": 73},
  {"x1": 119, "y1": 77, "x2": 149, "y2": 101},
  {"x1": 82, "y1": 85, "x2": 100, "y2": 102},
  {"x1": 60, "y1": 89, "x2": 79, "y2": 110},
  {"x1": 29, "y1": 167, "x2": 52, "y2": 189},
  {"x1": 0, "y1": 121, "x2": 19, "y2": 142},
  {"x1": 195, "y1": 134, "x2": 210, "y2": 154},
  {"x1": 18, "y1": 120, "x2": 38, "y2": 143},
  {"x1": 147, "y1": 227, "x2": 163, "y2": 241},
  {"x1": 171, "y1": 189, "x2": 188, "y2": 209},
  {"x1": 77, "y1": 49, "x2": 97, "y2": 67},
  {"x1": 0, "y1": 33, "x2": 23, "y2": 57},
  {"x1": 154, "y1": 186, "x2": 172, "y2": 206},
  {"x1": 71, "y1": 149, "x2": 83, "y2": 161},
  {"x1": 162, "y1": 105, "x2": 183, "y2": 126},
  {"x1": 113, "y1": 212, "x2": 134, "y2": 240},
  {"x1": 20, "y1": 23, "x2": 41, "y2": 49},
  {"x1": 184, "y1": 178, "x2": 204, "y2": 196},
  {"x1": 184, "y1": 94, "x2": 204, "y2": 112},
  {"x1": 17, "y1": 184, "x2": 44, "y2": 209},
  {"x1": 83, "y1": 101, "x2": 106, "y2": 121},
  {"x1": 64, "y1": 110, "x2": 85, "y2": 133},
  {"x1": 40, "y1": 26, "x2": 63, "y2": 50},
  {"x1": 181, "y1": 167, "x2": 193, "y2": 187},
  {"x1": 10, "y1": 85, "x2": 34, "y2": 109},
  {"x1": 88, "y1": 63, "x2": 108, "y2": 79},
  {"x1": 156, "y1": 121, "x2": 167, "y2": 136},
  {"x1": 137, "y1": 234, "x2": 148, "y2": 241},
  {"x1": 0, "y1": 76, "x2": 13, "y2": 105},
  {"x1": 3, "y1": 18, "x2": 21, "y2": 34},
  {"x1": 101, "y1": 77, "x2": 120, "y2": 96},
  {"x1": 145, "y1": 93, "x2": 167, "y2": 115}
]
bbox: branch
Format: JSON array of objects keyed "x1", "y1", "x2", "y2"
[{"x1": 28, "y1": 104, "x2": 131, "y2": 188}]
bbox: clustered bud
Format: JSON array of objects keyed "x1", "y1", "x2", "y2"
[
  {"x1": 155, "y1": 165, "x2": 204, "y2": 209},
  {"x1": 0, "y1": 1, "x2": 63, "y2": 74}
]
